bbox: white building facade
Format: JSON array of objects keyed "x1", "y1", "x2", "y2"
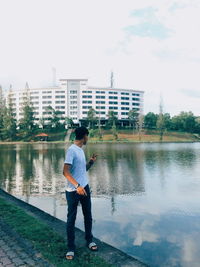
[{"x1": 4, "y1": 78, "x2": 144, "y2": 125}]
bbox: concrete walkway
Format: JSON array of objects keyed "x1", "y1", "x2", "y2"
[{"x1": 0, "y1": 218, "x2": 53, "y2": 267}]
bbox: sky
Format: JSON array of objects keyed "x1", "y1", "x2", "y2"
[{"x1": 0, "y1": 0, "x2": 200, "y2": 116}]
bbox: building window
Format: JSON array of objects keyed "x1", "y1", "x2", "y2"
[
  {"x1": 55, "y1": 90, "x2": 65, "y2": 93},
  {"x1": 70, "y1": 106, "x2": 77, "y2": 110},
  {"x1": 133, "y1": 103, "x2": 140, "y2": 106},
  {"x1": 56, "y1": 100, "x2": 65, "y2": 104},
  {"x1": 96, "y1": 95, "x2": 105, "y2": 99},
  {"x1": 132, "y1": 98, "x2": 140, "y2": 101},
  {"x1": 82, "y1": 100, "x2": 92, "y2": 104},
  {"x1": 121, "y1": 112, "x2": 128, "y2": 115},
  {"x1": 30, "y1": 96, "x2": 39, "y2": 99},
  {"x1": 82, "y1": 111, "x2": 88, "y2": 114},
  {"x1": 70, "y1": 90, "x2": 77, "y2": 94},
  {"x1": 82, "y1": 91, "x2": 92, "y2": 93},
  {"x1": 96, "y1": 91, "x2": 105, "y2": 94},
  {"x1": 82, "y1": 106, "x2": 92, "y2": 109},
  {"x1": 55, "y1": 106, "x2": 65, "y2": 109},
  {"x1": 42, "y1": 101, "x2": 52, "y2": 104},
  {"x1": 121, "y1": 92, "x2": 129, "y2": 95},
  {"x1": 132, "y1": 93, "x2": 140, "y2": 96},
  {"x1": 109, "y1": 101, "x2": 118, "y2": 105},
  {"x1": 82, "y1": 95, "x2": 92, "y2": 98},
  {"x1": 42, "y1": 111, "x2": 52, "y2": 115},
  {"x1": 121, "y1": 107, "x2": 129, "y2": 110},
  {"x1": 96, "y1": 111, "x2": 106, "y2": 114},
  {"x1": 109, "y1": 96, "x2": 118, "y2": 99},
  {"x1": 109, "y1": 91, "x2": 118, "y2": 94},
  {"x1": 96, "y1": 101, "x2": 105, "y2": 104},
  {"x1": 121, "y1": 102, "x2": 129, "y2": 105},
  {"x1": 121, "y1": 97, "x2": 129, "y2": 100},
  {"x1": 56, "y1": 95, "x2": 65, "y2": 99},
  {"x1": 109, "y1": 106, "x2": 118, "y2": 110},
  {"x1": 70, "y1": 101, "x2": 77, "y2": 104},
  {"x1": 42, "y1": 91, "x2": 52, "y2": 94},
  {"x1": 96, "y1": 106, "x2": 105, "y2": 109},
  {"x1": 42, "y1": 96, "x2": 52, "y2": 99}
]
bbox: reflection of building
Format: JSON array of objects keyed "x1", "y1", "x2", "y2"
[{"x1": 4, "y1": 79, "x2": 144, "y2": 125}]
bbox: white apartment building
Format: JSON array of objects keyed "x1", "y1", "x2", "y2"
[{"x1": 4, "y1": 78, "x2": 144, "y2": 125}]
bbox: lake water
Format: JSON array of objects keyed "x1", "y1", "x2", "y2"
[{"x1": 0, "y1": 142, "x2": 200, "y2": 267}]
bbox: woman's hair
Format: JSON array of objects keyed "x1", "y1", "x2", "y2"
[{"x1": 74, "y1": 126, "x2": 89, "y2": 140}]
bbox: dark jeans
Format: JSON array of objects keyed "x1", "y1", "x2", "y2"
[{"x1": 65, "y1": 184, "x2": 93, "y2": 251}]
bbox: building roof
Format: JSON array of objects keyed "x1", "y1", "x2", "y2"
[
  {"x1": 88, "y1": 86, "x2": 144, "y2": 93},
  {"x1": 59, "y1": 79, "x2": 88, "y2": 81},
  {"x1": 35, "y1": 133, "x2": 49, "y2": 137}
]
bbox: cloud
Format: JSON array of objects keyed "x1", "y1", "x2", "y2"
[
  {"x1": 124, "y1": 22, "x2": 172, "y2": 40},
  {"x1": 180, "y1": 89, "x2": 200, "y2": 98},
  {"x1": 125, "y1": 6, "x2": 173, "y2": 40}
]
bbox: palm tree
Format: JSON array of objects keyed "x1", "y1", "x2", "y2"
[{"x1": 128, "y1": 109, "x2": 139, "y2": 134}]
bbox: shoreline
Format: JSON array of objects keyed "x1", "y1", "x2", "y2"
[{"x1": 0, "y1": 140, "x2": 199, "y2": 145}]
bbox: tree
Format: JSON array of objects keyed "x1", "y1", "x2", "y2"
[
  {"x1": 170, "y1": 111, "x2": 196, "y2": 132},
  {"x1": 194, "y1": 117, "x2": 200, "y2": 133},
  {"x1": 65, "y1": 117, "x2": 74, "y2": 129},
  {"x1": 136, "y1": 114, "x2": 144, "y2": 141},
  {"x1": 0, "y1": 85, "x2": 5, "y2": 140},
  {"x1": 38, "y1": 117, "x2": 46, "y2": 129},
  {"x1": 144, "y1": 112, "x2": 158, "y2": 129},
  {"x1": 106, "y1": 110, "x2": 118, "y2": 128},
  {"x1": 44, "y1": 106, "x2": 64, "y2": 130},
  {"x1": 2, "y1": 92, "x2": 16, "y2": 140},
  {"x1": 111, "y1": 124, "x2": 118, "y2": 140},
  {"x1": 19, "y1": 91, "x2": 35, "y2": 137},
  {"x1": 86, "y1": 108, "x2": 97, "y2": 129},
  {"x1": 163, "y1": 113, "x2": 171, "y2": 130},
  {"x1": 128, "y1": 109, "x2": 139, "y2": 134},
  {"x1": 156, "y1": 98, "x2": 165, "y2": 141}
]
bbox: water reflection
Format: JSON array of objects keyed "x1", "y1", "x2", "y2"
[{"x1": 0, "y1": 142, "x2": 200, "y2": 267}]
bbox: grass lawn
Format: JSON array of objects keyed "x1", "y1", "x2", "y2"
[
  {"x1": 0, "y1": 196, "x2": 114, "y2": 267},
  {"x1": 88, "y1": 130, "x2": 198, "y2": 143}
]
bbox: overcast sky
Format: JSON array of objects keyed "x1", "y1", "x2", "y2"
[{"x1": 0, "y1": 0, "x2": 200, "y2": 116}]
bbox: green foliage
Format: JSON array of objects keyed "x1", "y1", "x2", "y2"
[
  {"x1": 128, "y1": 109, "x2": 139, "y2": 128},
  {"x1": 1, "y1": 106, "x2": 17, "y2": 140},
  {"x1": 89, "y1": 128, "x2": 98, "y2": 138},
  {"x1": 170, "y1": 111, "x2": 196, "y2": 132},
  {"x1": 144, "y1": 112, "x2": 158, "y2": 129},
  {"x1": 111, "y1": 124, "x2": 118, "y2": 140},
  {"x1": 86, "y1": 108, "x2": 98, "y2": 129},
  {"x1": 106, "y1": 111, "x2": 118, "y2": 128},
  {"x1": 19, "y1": 105, "x2": 35, "y2": 137}
]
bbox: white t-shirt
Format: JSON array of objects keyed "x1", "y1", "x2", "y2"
[{"x1": 64, "y1": 143, "x2": 89, "y2": 192}]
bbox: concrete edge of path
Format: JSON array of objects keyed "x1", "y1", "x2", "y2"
[
  {"x1": 0, "y1": 188, "x2": 149, "y2": 267},
  {"x1": 0, "y1": 218, "x2": 54, "y2": 267}
]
